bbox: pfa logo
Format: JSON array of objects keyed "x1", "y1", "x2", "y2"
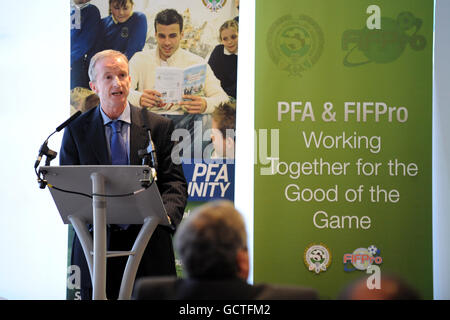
[
  {"x1": 267, "y1": 14, "x2": 324, "y2": 76},
  {"x1": 304, "y1": 243, "x2": 331, "y2": 274}
]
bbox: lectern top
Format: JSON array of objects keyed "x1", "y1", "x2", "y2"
[{"x1": 40, "y1": 165, "x2": 170, "y2": 225}]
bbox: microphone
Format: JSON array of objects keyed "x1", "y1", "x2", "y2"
[
  {"x1": 139, "y1": 108, "x2": 158, "y2": 172},
  {"x1": 56, "y1": 110, "x2": 82, "y2": 132},
  {"x1": 34, "y1": 111, "x2": 82, "y2": 169},
  {"x1": 146, "y1": 131, "x2": 158, "y2": 172}
]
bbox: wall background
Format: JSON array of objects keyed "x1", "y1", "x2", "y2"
[
  {"x1": 432, "y1": 0, "x2": 450, "y2": 300},
  {"x1": 0, "y1": 1, "x2": 69, "y2": 299}
]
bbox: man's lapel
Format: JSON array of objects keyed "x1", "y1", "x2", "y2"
[
  {"x1": 85, "y1": 107, "x2": 110, "y2": 165},
  {"x1": 130, "y1": 105, "x2": 149, "y2": 165}
]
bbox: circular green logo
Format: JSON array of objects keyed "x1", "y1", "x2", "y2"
[
  {"x1": 267, "y1": 15, "x2": 324, "y2": 76},
  {"x1": 342, "y1": 12, "x2": 426, "y2": 67}
]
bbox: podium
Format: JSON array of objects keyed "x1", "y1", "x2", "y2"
[{"x1": 40, "y1": 165, "x2": 170, "y2": 300}]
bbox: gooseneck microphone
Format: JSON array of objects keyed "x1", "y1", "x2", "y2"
[
  {"x1": 139, "y1": 108, "x2": 158, "y2": 173},
  {"x1": 56, "y1": 110, "x2": 82, "y2": 132},
  {"x1": 146, "y1": 131, "x2": 158, "y2": 172},
  {"x1": 34, "y1": 110, "x2": 82, "y2": 169}
]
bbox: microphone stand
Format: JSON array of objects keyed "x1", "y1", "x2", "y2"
[
  {"x1": 35, "y1": 135, "x2": 58, "y2": 189},
  {"x1": 34, "y1": 111, "x2": 82, "y2": 189},
  {"x1": 138, "y1": 108, "x2": 158, "y2": 187},
  {"x1": 138, "y1": 129, "x2": 157, "y2": 187}
]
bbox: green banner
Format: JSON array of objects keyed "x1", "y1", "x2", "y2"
[{"x1": 254, "y1": 0, "x2": 433, "y2": 299}]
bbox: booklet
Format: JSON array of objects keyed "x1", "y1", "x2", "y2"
[{"x1": 154, "y1": 63, "x2": 207, "y2": 104}]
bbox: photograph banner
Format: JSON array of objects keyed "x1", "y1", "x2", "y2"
[{"x1": 68, "y1": 0, "x2": 238, "y2": 299}]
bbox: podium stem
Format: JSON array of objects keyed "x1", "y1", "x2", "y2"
[
  {"x1": 118, "y1": 216, "x2": 159, "y2": 300},
  {"x1": 91, "y1": 172, "x2": 107, "y2": 300}
]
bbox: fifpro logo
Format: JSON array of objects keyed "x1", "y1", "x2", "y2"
[
  {"x1": 342, "y1": 11, "x2": 426, "y2": 67},
  {"x1": 343, "y1": 245, "x2": 382, "y2": 272},
  {"x1": 343, "y1": 245, "x2": 382, "y2": 290}
]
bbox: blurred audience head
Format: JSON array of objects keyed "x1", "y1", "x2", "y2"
[
  {"x1": 174, "y1": 200, "x2": 248, "y2": 280},
  {"x1": 339, "y1": 273, "x2": 421, "y2": 300}
]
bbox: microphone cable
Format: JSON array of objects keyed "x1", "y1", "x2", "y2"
[{"x1": 45, "y1": 180, "x2": 154, "y2": 199}]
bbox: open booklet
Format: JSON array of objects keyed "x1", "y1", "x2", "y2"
[{"x1": 154, "y1": 63, "x2": 207, "y2": 105}]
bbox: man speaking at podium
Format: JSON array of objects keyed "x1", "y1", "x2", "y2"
[{"x1": 60, "y1": 49, "x2": 188, "y2": 300}]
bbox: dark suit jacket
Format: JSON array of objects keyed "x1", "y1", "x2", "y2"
[
  {"x1": 132, "y1": 276, "x2": 319, "y2": 300},
  {"x1": 60, "y1": 105, "x2": 188, "y2": 299}
]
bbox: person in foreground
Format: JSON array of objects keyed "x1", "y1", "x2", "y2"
[
  {"x1": 338, "y1": 273, "x2": 421, "y2": 300},
  {"x1": 60, "y1": 49, "x2": 188, "y2": 300},
  {"x1": 132, "y1": 201, "x2": 318, "y2": 300}
]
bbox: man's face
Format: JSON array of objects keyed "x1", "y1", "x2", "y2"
[
  {"x1": 155, "y1": 23, "x2": 183, "y2": 61},
  {"x1": 90, "y1": 55, "x2": 131, "y2": 113}
]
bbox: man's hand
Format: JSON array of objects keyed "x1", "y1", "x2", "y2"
[
  {"x1": 180, "y1": 95, "x2": 207, "y2": 114},
  {"x1": 140, "y1": 89, "x2": 163, "y2": 108}
]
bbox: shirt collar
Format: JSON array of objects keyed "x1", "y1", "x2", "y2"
[
  {"x1": 71, "y1": 1, "x2": 90, "y2": 10},
  {"x1": 224, "y1": 47, "x2": 238, "y2": 56},
  {"x1": 100, "y1": 103, "x2": 131, "y2": 126},
  {"x1": 156, "y1": 47, "x2": 182, "y2": 66}
]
